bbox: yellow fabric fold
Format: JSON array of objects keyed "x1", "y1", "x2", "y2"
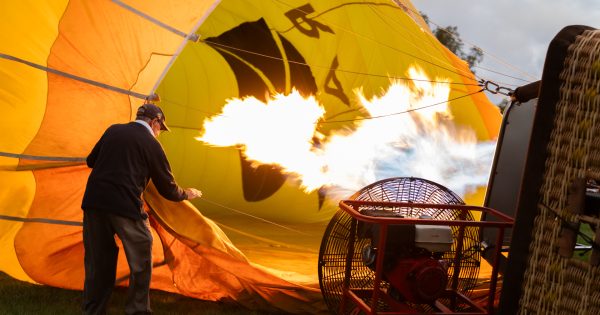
[{"x1": 145, "y1": 183, "x2": 328, "y2": 314}]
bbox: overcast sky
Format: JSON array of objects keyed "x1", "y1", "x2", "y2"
[{"x1": 413, "y1": 1, "x2": 600, "y2": 104}]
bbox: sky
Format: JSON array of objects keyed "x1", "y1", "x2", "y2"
[{"x1": 412, "y1": 0, "x2": 600, "y2": 104}]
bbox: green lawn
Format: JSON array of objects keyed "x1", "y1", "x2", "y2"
[
  {"x1": 576, "y1": 223, "x2": 595, "y2": 261},
  {"x1": 0, "y1": 272, "x2": 287, "y2": 315}
]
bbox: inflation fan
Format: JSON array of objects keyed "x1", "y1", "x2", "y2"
[{"x1": 318, "y1": 177, "x2": 511, "y2": 314}]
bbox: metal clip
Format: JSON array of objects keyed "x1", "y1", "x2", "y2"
[
  {"x1": 187, "y1": 33, "x2": 200, "y2": 42},
  {"x1": 145, "y1": 93, "x2": 160, "y2": 102},
  {"x1": 497, "y1": 86, "x2": 514, "y2": 96},
  {"x1": 481, "y1": 80, "x2": 514, "y2": 96},
  {"x1": 483, "y1": 80, "x2": 500, "y2": 94}
]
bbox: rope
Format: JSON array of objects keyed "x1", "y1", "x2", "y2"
[
  {"x1": 213, "y1": 221, "x2": 316, "y2": 251},
  {"x1": 1, "y1": 158, "x2": 310, "y2": 236},
  {"x1": 319, "y1": 88, "x2": 484, "y2": 124},
  {"x1": 0, "y1": 53, "x2": 158, "y2": 101},
  {"x1": 199, "y1": 197, "x2": 312, "y2": 236},
  {"x1": 267, "y1": 0, "x2": 481, "y2": 83},
  {"x1": 400, "y1": 2, "x2": 539, "y2": 82},
  {"x1": 156, "y1": 88, "x2": 489, "y2": 130},
  {"x1": 473, "y1": 65, "x2": 532, "y2": 84},
  {"x1": 202, "y1": 40, "x2": 482, "y2": 87},
  {"x1": 273, "y1": 0, "x2": 535, "y2": 85},
  {"x1": 0, "y1": 199, "x2": 313, "y2": 237},
  {"x1": 111, "y1": 0, "x2": 200, "y2": 42},
  {"x1": 0, "y1": 214, "x2": 82, "y2": 226},
  {"x1": 202, "y1": 0, "x2": 523, "y2": 102},
  {"x1": 364, "y1": 2, "x2": 477, "y2": 80},
  {"x1": 0, "y1": 151, "x2": 86, "y2": 162},
  {"x1": 539, "y1": 202, "x2": 600, "y2": 251}
]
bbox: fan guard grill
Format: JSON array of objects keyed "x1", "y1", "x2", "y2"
[{"x1": 319, "y1": 177, "x2": 481, "y2": 313}]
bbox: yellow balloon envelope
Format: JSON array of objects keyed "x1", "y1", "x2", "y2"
[{"x1": 0, "y1": 0, "x2": 500, "y2": 313}]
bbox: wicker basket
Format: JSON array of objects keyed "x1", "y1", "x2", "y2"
[{"x1": 500, "y1": 26, "x2": 600, "y2": 315}]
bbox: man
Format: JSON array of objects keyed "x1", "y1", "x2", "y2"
[{"x1": 81, "y1": 103, "x2": 202, "y2": 314}]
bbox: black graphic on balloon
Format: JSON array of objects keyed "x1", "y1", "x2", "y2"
[{"x1": 205, "y1": 18, "x2": 322, "y2": 203}]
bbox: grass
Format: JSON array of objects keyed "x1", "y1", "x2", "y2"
[
  {"x1": 0, "y1": 271, "x2": 287, "y2": 315},
  {"x1": 575, "y1": 223, "x2": 595, "y2": 261}
]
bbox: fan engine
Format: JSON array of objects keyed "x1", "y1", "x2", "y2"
[
  {"x1": 359, "y1": 213, "x2": 453, "y2": 304},
  {"x1": 319, "y1": 177, "x2": 482, "y2": 314}
]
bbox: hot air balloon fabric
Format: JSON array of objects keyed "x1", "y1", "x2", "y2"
[{"x1": 0, "y1": 0, "x2": 500, "y2": 313}]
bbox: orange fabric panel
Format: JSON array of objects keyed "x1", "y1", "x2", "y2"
[
  {"x1": 149, "y1": 220, "x2": 246, "y2": 301},
  {"x1": 123, "y1": 0, "x2": 220, "y2": 34},
  {"x1": 149, "y1": 218, "x2": 327, "y2": 314},
  {"x1": 1, "y1": 0, "x2": 69, "y2": 168},
  {"x1": 21, "y1": 0, "x2": 165, "y2": 158},
  {"x1": 46, "y1": 1, "x2": 181, "y2": 91},
  {"x1": 20, "y1": 0, "x2": 209, "y2": 158},
  {"x1": 0, "y1": 170, "x2": 36, "y2": 282},
  {"x1": 13, "y1": 165, "x2": 166, "y2": 290},
  {"x1": 144, "y1": 183, "x2": 246, "y2": 260},
  {"x1": 144, "y1": 183, "x2": 327, "y2": 314},
  {"x1": 21, "y1": 72, "x2": 131, "y2": 159},
  {"x1": 14, "y1": 165, "x2": 89, "y2": 288}
]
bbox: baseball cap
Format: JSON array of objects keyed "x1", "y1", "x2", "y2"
[{"x1": 136, "y1": 103, "x2": 170, "y2": 131}]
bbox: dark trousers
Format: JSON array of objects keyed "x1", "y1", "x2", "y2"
[{"x1": 82, "y1": 211, "x2": 153, "y2": 315}]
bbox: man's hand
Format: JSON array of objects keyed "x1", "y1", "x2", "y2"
[{"x1": 184, "y1": 188, "x2": 202, "y2": 200}]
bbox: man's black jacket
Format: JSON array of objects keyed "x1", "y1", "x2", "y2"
[{"x1": 82, "y1": 122, "x2": 187, "y2": 220}]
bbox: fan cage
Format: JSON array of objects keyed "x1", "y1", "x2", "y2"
[{"x1": 319, "y1": 177, "x2": 482, "y2": 314}]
